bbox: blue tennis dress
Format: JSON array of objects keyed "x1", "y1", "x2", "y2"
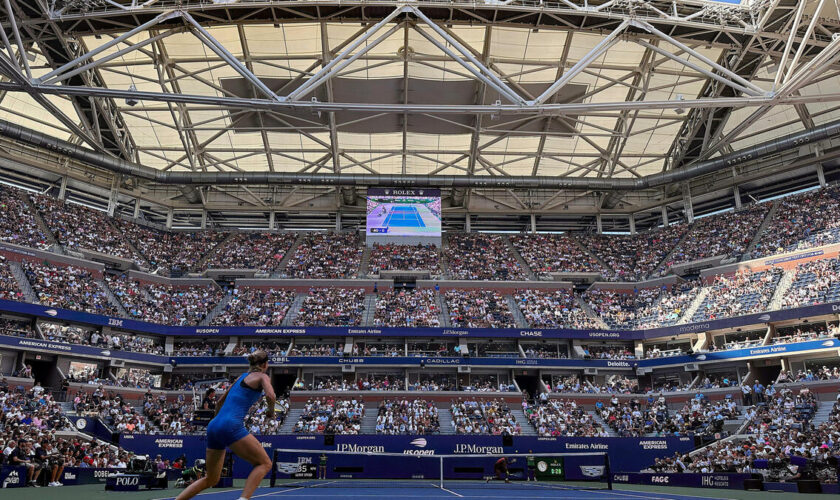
[{"x1": 206, "y1": 372, "x2": 263, "y2": 450}]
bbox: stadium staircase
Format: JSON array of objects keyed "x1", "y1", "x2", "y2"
[
  {"x1": 279, "y1": 408, "x2": 304, "y2": 434},
  {"x1": 811, "y1": 402, "x2": 835, "y2": 426},
  {"x1": 768, "y1": 268, "x2": 796, "y2": 311},
  {"x1": 200, "y1": 294, "x2": 233, "y2": 326},
  {"x1": 574, "y1": 295, "x2": 609, "y2": 329},
  {"x1": 191, "y1": 232, "x2": 236, "y2": 272},
  {"x1": 281, "y1": 294, "x2": 306, "y2": 326},
  {"x1": 590, "y1": 412, "x2": 618, "y2": 437},
  {"x1": 21, "y1": 193, "x2": 63, "y2": 254},
  {"x1": 360, "y1": 412, "x2": 379, "y2": 434},
  {"x1": 744, "y1": 199, "x2": 781, "y2": 257},
  {"x1": 96, "y1": 278, "x2": 129, "y2": 317},
  {"x1": 650, "y1": 228, "x2": 693, "y2": 277},
  {"x1": 8, "y1": 261, "x2": 38, "y2": 303},
  {"x1": 570, "y1": 236, "x2": 612, "y2": 273},
  {"x1": 505, "y1": 236, "x2": 538, "y2": 280},
  {"x1": 506, "y1": 295, "x2": 530, "y2": 328},
  {"x1": 362, "y1": 294, "x2": 377, "y2": 326},
  {"x1": 275, "y1": 233, "x2": 304, "y2": 276},
  {"x1": 359, "y1": 245, "x2": 371, "y2": 277},
  {"x1": 435, "y1": 292, "x2": 452, "y2": 327},
  {"x1": 437, "y1": 407, "x2": 456, "y2": 435},
  {"x1": 107, "y1": 219, "x2": 153, "y2": 270},
  {"x1": 440, "y1": 233, "x2": 451, "y2": 278},
  {"x1": 509, "y1": 408, "x2": 537, "y2": 436},
  {"x1": 677, "y1": 287, "x2": 710, "y2": 324}
]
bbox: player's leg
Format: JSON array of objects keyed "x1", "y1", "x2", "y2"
[
  {"x1": 229, "y1": 434, "x2": 272, "y2": 500},
  {"x1": 175, "y1": 448, "x2": 225, "y2": 500}
]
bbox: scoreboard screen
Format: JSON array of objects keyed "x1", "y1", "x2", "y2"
[{"x1": 366, "y1": 188, "x2": 441, "y2": 237}]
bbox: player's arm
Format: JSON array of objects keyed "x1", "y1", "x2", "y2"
[
  {"x1": 261, "y1": 373, "x2": 277, "y2": 419},
  {"x1": 214, "y1": 389, "x2": 228, "y2": 417}
]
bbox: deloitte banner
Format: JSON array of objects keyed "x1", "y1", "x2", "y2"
[{"x1": 118, "y1": 435, "x2": 694, "y2": 480}]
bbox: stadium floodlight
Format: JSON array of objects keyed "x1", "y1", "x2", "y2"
[
  {"x1": 125, "y1": 84, "x2": 139, "y2": 107},
  {"x1": 674, "y1": 94, "x2": 685, "y2": 115}
]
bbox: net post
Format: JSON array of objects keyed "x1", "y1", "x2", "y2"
[
  {"x1": 604, "y1": 452, "x2": 612, "y2": 490},
  {"x1": 270, "y1": 448, "x2": 277, "y2": 488},
  {"x1": 439, "y1": 455, "x2": 444, "y2": 490}
]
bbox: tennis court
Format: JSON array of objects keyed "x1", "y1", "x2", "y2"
[
  {"x1": 156, "y1": 482, "x2": 738, "y2": 500},
  {"x1": 383, "y1": 205, "x2": 426, "y2": 228}
]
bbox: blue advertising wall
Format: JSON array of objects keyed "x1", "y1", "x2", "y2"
[
  {"x1": 3, "y1": 298, "x2": 839, "y2": 342},
  {"x1": 118, "y1": 434, "x2": 695, "y2": 480},
  {"x1": 2, "y1": 333, "x2": 838, "y2": 371}
]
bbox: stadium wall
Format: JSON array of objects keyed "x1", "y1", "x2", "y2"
[{"x1": 118, "y1": 434, "x2": 695, "y2": 480}]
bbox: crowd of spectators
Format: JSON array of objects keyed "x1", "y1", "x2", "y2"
[
  {"x1": 0, "y1": 186, "x2": 50, "y2": 249},
  {"x1": 142, "y1": 282, "x2": 224, "y2": 326},
  {"x1": 407, "y1": 375, "x2": 456, "y2": 391},
  {"x1": 663, "y1": 204, "x2": 769, "y2": 268},
  {"x1": 693, "y1": 269, "x2": 784, "y2": 322},
  {"x1": 444, "y1": 234, "x2": 526, "y2": 281},
  {"x1": 114, "y1": 219, "x2": 227, "y2": 276},
  {"x1": 514, "y1": 288, "x2": 600, "y2": 329},
  {"x1": 23, "y1": 261, "x2": 120, "y2": 316},
  {"x1": 294, "y1": 288, "x2": 365, "y2": 327},
  {"x1": 445, "y1": 289, "x2": 516, "y2": 328},
  {"x1": 373, "y1": 289, "x2": 440, "y2": 327},
  {"x1": 584, "y1": 288, "x2": 662, "y2": 329},
  {"x1": 772, "y1": 324, "x2": 839, "y2": 346},
  {"x1": 368, "y1": 243, "x2": 440, "y2": 274},
  {"x1": 582, "y1": 344, "x2": 635, "y2": 360},
  {"x1": 522, "y1": 343, "x2": 567, "y2": 359},
  {"x1": 172, "y1": 341, "x2": 226, "y2": 356},
  {"x1": 450, "y1": 399, "x2": 521, "y2": 435},
  {"x1": 579, "y1": 225, "x2": 687, "y2": 281},
  {"x1": 294, "y1": 397, "x2": 364, "y2": 434},
  {"x1": 0, "y1": 384, "x2": 138, "y2": 485},
  {"x1": 375, "y1": 399, "x2": 439, "y2": 434},
  {"x1": 203, "y1": 232, "x2": 297, "y2": 272},
  {"x1": 523, "y1": 399, "x2": 607, "y2": 437},
  {"x1": 510, "y1": 234, "x2": 605, "y2": 278},
  {"x1": 0, "y1": 256, "x2": 24, "y2": 302},
  {"x1": 289, "y1": 342, "x2": 343, "y2": 357},
  {"x1": 301, "y1": 374, "x2": 405, "y2": 391},
  {"x1": 31, "y1": 194, "x2": 140, "y2": 263},
  {"x1": 41, "y1": 323, "x2": 163, "y2": 354},
  {"x1": 782, "y1": 258, "x2": 840, "y2": 309},
  {"x1": 753, "y1": 185, "x2": 840, "y2": 258},
  {"x1": 283, "y1": 232, "x2": 362, "y2": 279},
  {"x1": 599, "y1": 395, "x2": 736, "y2": 437},
  {"x1": 211, "y1": 287, "x2": 296, "y2": 326},
  {"x1": 0, "y1": 318, "x2": 34, "y2": 338}
]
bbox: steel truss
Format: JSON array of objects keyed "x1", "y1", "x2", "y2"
[{"x1": 0, "y1": 0, "x2": 837, "y2": 221}]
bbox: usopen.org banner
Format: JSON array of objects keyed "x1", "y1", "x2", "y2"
[{"x1": 119, "y1": 435, "x2": 694, "y2": 480}]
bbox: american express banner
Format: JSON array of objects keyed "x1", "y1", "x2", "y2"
[{"x1": 118, "y1": 435, "x2": 694, "y2": 480}]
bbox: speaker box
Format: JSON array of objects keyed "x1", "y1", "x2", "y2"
[
  {"x1": 502, "y1": 435, "x2": 513, "y2": 447},
  {"x1": 324, "y1": 434, "x2": 335, "y2": 446},
  {"x1": 742, "y1": 478, "x2": 763, "y2": 491},
  {"x1": 796, "y1": 480, "x2": 821, "y2": 493}
]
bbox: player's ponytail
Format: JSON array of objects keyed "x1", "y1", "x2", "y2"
[{"x1": 247, "y1": 350, "x2": 268, "y2": 369}]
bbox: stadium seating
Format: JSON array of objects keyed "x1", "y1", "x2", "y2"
[
  {"x1": 283, "y1": 232, "x2": 362, "y2": 279},
  {"x1": 692, "y1": 268, "x2": 783, "y2": 322},
  {"x1": 445, "y1": 289, "x2": 516, "y2": 328},
  {"x1": 753, "y1": 184, "x2": 840, "y2": 257},
  {"x1": 211, "y1": 287, "x2": 296, "y2": 326},
  {"x1": 373, "y1": 289, "x2": 440, "y2": 327},
  {"x1": 0, "y1": 185, "x2": 50, "y2": 249},
  {"x1": 444, "y1": 233, "x2": 526, "y2": 281},
  {"x1": 368, "y1": 243, "x2": 440, "y2": 274},
  {"x1": 202, "y1": 232, "x2": 297, "y2": 272},
  {"x1": 782, "y1": 257, "x2": 840, "y2": 309},
  {"x1": 510, "y1": 234, "x2": 605, "y2": 278}
]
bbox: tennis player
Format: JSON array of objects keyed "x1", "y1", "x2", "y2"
[
  {"x1": 176, "y1": 351, "x2": 276, "y2": 500},
  {"x1": 487, "y1": 457, "x2": 512, "y2": 483}
]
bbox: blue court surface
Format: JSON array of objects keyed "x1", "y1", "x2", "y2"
[
  {"x1": 157, "y1": 482, "x2": 738, "y2": 500},
  {"x1": 383, "y1": 205, "x2": 426, "y2": 228}
]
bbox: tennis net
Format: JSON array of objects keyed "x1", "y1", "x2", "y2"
[{"x1": 270, "y1": 448, "x2": 611, "y2": 491}]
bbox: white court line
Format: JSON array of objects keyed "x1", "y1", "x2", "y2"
[
  {"x1": 153, "y1": 488, "x2": 240, "y2": 500},
  {"x1": 431, "y1": 482, "x2": 464, "y2": 498}
]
